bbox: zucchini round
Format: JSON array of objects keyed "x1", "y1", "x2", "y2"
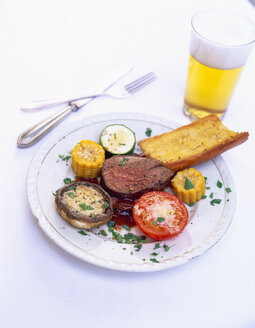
[{"x1": 100, "y1": 124, "x2": 136, "y2": 156}]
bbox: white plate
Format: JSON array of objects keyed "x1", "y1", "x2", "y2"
[{"x1": 27, "y1": 112, "x2": 236, "y2": 272}]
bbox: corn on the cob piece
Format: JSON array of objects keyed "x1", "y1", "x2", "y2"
[
  {"x1": 72, "y1": 140, "x2": 105, "y2": 178},
  {"x1": 171, "y1": 168, "x2": 205, "y2": 204}
]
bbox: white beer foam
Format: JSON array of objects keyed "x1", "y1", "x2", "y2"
[{"x1": 190, "y1": 11, "x2": 255, "y2": 69}]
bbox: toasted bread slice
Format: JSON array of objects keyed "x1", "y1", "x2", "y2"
[{"x1": 138, "y1": 115, "x2": 249, "y2": 171}]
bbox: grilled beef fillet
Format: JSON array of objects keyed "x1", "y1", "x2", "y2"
[{"x1": 101, "y1": 155, "x2": 174, "y2": 198}]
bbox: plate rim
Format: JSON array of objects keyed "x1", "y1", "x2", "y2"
[{"x1": 26, "y1": 112, "x2": 236, "y2": 272}]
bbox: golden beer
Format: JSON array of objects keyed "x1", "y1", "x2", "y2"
[
  {"x1": 183, "y1": 10, "x2": 255, "y2": 120},
  {"x1": 184, "y1": 55, "x2": 243, "y2": 119}
]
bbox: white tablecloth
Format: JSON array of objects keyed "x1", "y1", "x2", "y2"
[{"x1": 1, "y1": 0, "x2": 255, "y2": 327}]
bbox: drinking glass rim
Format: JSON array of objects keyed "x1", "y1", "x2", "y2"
[{"x1": 191, "y1": 9, "x2": 255, "y2": 48}]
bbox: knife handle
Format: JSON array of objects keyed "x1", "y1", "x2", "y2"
[{"x1": 17, "y1": 104, "x2": 77, "y2": 148}]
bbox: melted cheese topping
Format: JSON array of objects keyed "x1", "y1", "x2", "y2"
[
  {"x1": 63, "y1": 185, "x2": 105, "y2": 217},
  {"x1": 135, "y1": 194, "x2": 183, "y2": 234}
]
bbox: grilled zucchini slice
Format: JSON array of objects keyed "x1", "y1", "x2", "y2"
[{"x1": 100, "y1": 124, "x2": 136, "y2": 156}]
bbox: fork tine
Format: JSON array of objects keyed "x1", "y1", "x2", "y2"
[
  {"x1": 125, "y1": 72, "x2": 156, "y2": 91},
  {"x1": 127, "y1": 76, "x2": 156, "y2": 94},
  {"x1": 125, "y1": 72, "x2": 156, "y2": 94}
]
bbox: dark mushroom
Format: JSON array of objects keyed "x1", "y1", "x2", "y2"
[{"x1": 55, "y1": 181, "x2": 113, "y2": 229}]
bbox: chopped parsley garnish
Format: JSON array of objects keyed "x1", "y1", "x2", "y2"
[
  {"x1": 77, "y1": 230, "x2": 87, "y2": 235},
  {"x1": 124, "y1": 233, "x2": 133, "y2": 240},
  {"x1": 163, "y1": 245, "x2": 170, "y2": 252},
  {"x1": 100, "y1": 230, "x2": 107, "y2": 236},
  {"x1": 104, "y1": 202, "x2": 109, "y2": 210},
  {"x1": 210, "y1": 199, "x2": 222, "y2": 206},
  {"x1": 188, "y1": 203, "x2": 195, "y2": 207},
  {"x1": 145, "y1": 128, "x2": 152, "y2": 137},
  {"x1": 79, "y1": 203, "x2": 94, "y2": 210},
  {"x1": 67, "y1": 192, "x2": 75, "y2": 198},
  {"x1": 169, "y1": 211, "x2": 172, "y2": 215},
  {"x1": 141, "y1": 237, "x2": 150, "y2": 244},
  {"x1": 134, "y1": 244, "x2": 142, "y2": 252},
  {"x1": 67, "y1": 185, "x2": 76, "y2": 191},
  {"x1": 150, "y1": 252, "x2": 158, "y2": 257},
  {"x1": 225, "y1": 187, "x2": 232, "y2": 193},
  {"x1": 153, "y1": 243, "x2": 160, "y2": 250},
  {"x1": 123, "y1": 233, "x2": 147, "y2": 244},
  {"x1": 206, "y1": 186, "x2": 211, "y2": 190},
  {"x1": 120, "y1": 143, "x2": 126, "y2": 146},
  {"x1": 184, "y1": 177, "x2": 194, "y2": 190},
  {"x1": 201, "y1": 195, "x2": 207, "y2": 199},
  {"x1": 120, "y1": 157, "x2": 129, "y2": 167},
  {"x1": 107, "y1": 220, "x2": 115, "y2": 228},
  {"x1": 152, "y1": 221, "x2": 158, "y2": 225},
  {"x1": 150, "y1": 258, "x2": 159, "y2": 263},
  {"x1": 114, "y1": 133, "x2": 117, "y2": 140},
  {"x1": 157, "y1": 217, "x2": 165, "y2": 223},
  {"x1": 163, "y1": 244, "x2": 175, "y2": 252},
  {"x1": 52, "y1": 189, "x2": 59, "y2": 196},
  {"x1": 108, "y1": 229, "x2": 122, "y2": 242},
  {"x1": 106, "y1": 223, "x2": 147, "y2": 245},
  {"x1": 63, "y1": 178, "x2": 73, "y2": 185},
  {"x1": 123, "y1": 225, "x2": 131, "y2": 231},
  {"x1": 58, "y1": 154, "x2": 71, "y2": 165},
  {"x1": 60, "y1": 155, "x2": 71, "y2": 161},
  {"x1": 109, "y1": 229, "x2": 122, "y2": 242},
  {"x1": 115, "y1": 233, "x2": 123, "y2": 243},
  {"x1": 210, "y1": 192, "x2": 214, "y2": 199},
  {"x1": 217, "y1": 180, "x2": 223, "y2": 188}
]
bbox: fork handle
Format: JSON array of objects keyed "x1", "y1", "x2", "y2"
[{"x1": 17, "y1": 104, "x2": 76, "y2": 148}]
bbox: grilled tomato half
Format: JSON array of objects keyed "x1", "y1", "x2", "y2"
[{"x1": 133, "y1": 191, "x2": 188, "y2": 240}]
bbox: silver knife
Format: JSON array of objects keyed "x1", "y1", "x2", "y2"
[{"x1": 17, "y1": 65, "x2": 132, "y2": 148}]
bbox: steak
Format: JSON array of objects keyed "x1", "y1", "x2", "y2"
[{"x1": 101, "y1": 155, "x2": 175, "y2": 198}]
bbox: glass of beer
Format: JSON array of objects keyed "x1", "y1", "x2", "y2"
[{"x1": 183, "y1": 10, "x2": 255, "y2": 120}]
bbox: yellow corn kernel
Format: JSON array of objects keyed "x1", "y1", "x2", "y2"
[
  {"x1": 72, "y1": 140, "x2": 105, "y2": 178},
  {"x1": 171, "y1": 168, "x2": 205, "y2": 204}
]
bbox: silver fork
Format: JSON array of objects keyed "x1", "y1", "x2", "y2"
[
  {"x1": 22, "y1": 72, "x2": 156, "y2": 112},
  {"x1": 17, "y1": 72, "x2": 157, "y2": 148}
]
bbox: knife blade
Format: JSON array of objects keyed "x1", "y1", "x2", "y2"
[{"x1": 17, "y1": 64, "x2": 132, "y2": 148}]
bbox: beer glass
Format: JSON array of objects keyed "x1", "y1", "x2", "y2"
[{"x1": 183, "y1": 10, "x2": 255, "y2": 120}]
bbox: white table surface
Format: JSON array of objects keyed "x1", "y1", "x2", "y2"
[{"x1": 1, "y1": 0, "x2": 255, "y2": 327}]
